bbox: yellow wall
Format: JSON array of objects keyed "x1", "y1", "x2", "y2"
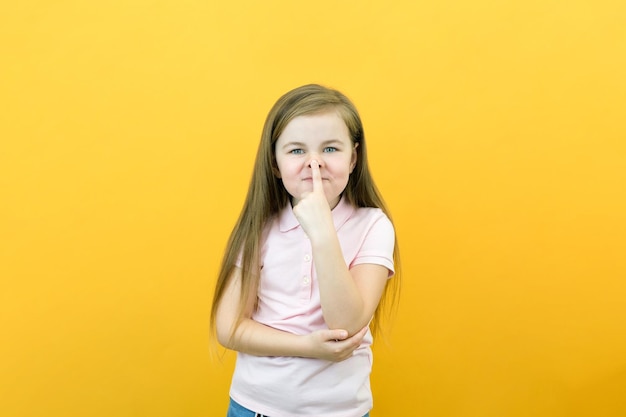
[{"x1": 2, "y1": 1, "x2": 625, "y2": 416}]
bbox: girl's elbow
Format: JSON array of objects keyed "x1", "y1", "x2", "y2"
[
  {"x1": 215, "y1": 321, "x2": 235, "y2": 349},
  {"x1": 346, "y1": 324, "x2": 369, "y2": 337},
  {"x1": 324, "y1": 308, "x2": 370, "y2": 336},
  {"x1": 326, "y1": 319, "x2": 367, "y2": 337}
]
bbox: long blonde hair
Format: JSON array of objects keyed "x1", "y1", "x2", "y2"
[{"x1": 210, "y1": 84, "x2": 400, "y2": 339}]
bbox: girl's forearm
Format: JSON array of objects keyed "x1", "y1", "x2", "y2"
[
  {"x1": 217, "y1": 317, "x2": 365, "y2": 362},
  {"x1": 218, "y1": 318, "x2": 310, "y2": 357},
  {"x1": 215, "y1": 266, "x2": 315, "y2": 358},
  {"x1": 311, "y1": 232, "x2": 369, "y2": 335}
]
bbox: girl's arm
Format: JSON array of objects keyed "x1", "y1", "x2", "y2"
[
  {"x1": 214, "y1": 266, "x2": 367, "y2": 362},
  {"x1": 312, "y1": 241, "x2": 389, "y2": 336},
  {"x1": 293, "y1": 161, "x2": 391, "y2": 336}
]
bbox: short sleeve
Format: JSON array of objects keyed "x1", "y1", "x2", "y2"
[{"x1": 350, "y1": 212, "x2": 395, "y2": 277}]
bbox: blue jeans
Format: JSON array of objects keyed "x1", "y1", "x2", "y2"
[{"x1": 227, "y1": 398, "x2": 370, "y2": 417}]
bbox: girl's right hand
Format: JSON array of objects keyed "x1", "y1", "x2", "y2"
[{"x1": 306, "y1": 326, "x2": 368, "y2": 362}]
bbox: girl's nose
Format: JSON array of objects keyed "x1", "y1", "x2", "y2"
[{"x1": 307, "y1": 155, "x2": 323, "y2": 168}]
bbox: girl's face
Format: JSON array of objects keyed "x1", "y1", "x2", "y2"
[{"x1": 274, "y1": 111, "x2": 357, "y2": 209}]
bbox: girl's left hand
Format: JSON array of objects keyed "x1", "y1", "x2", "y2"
[
  {"x1": 305, "y1": 326, "x2": 368, "y2": 362},
  {"x1": 293, "y1": 160, "x2": 334, "y2": 241}
]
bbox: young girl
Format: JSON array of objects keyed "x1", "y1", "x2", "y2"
[{"x1": 210, "y1": 84, "x2": 400, "y2": 417}]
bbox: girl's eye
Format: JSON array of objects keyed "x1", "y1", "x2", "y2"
[
  {"x1": 290, "y1": 149, "x2": 304, "y2": 155},
  {"x1": 323, "y1": 147, "x2": 337, "y2": 153}
]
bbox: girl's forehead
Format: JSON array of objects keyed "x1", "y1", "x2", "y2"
[
  {"x1": 286, "y1": 106, "x2": 345, "y2": 125},
  {"x1": 278, "y1": 112, "x2": 350, "y2": 140}
]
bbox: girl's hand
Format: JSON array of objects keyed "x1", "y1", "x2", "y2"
[
  {"x1": 292, "y1": 160, "x2": 334, "y2": 241},
  {"x1": 305, "y1": 326, "x2": 368, "y2": 362}
]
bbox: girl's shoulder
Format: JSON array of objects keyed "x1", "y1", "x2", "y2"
[
  {"x1": 351, "y1": 205, "x2": 389, "y2": 221},
  {"x1": 346, "y1": 205, "x2": 394, "y2": 233}
]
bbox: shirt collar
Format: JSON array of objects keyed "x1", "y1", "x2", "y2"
[{"x1": 278, "y1": 195, "x2": 354, "y2": 233}]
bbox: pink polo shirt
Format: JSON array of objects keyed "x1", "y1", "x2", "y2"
[{"x1": 230, "y1": 197, "x2": 395, "y2": 417}]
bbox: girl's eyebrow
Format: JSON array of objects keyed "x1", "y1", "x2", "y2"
[
  {"x1": 280, "y1": 141, "x2": 306, "y2": 149},
  {"x1": 280, "y1": 139, "x2": 344, "y2": 149},
  {"x1": 321, "y1": 139, "x2": 344, "y2": 146}
]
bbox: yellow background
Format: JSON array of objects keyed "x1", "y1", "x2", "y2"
[{"x1": 2, "y1": 1, "x2": 625, "y2": 416}]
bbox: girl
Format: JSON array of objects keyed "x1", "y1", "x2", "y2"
[{"x1": 210, "y1": 84, "x2": 400, "y2": 417}]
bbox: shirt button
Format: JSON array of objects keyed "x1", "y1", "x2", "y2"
[
  {"x1": 304, "y1": 254, "x2": 311, "y2": 262},
  {"x1": 303, "y1": 276, "x2": 311, "y2": 285}
]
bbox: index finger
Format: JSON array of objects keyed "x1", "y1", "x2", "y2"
[{"x1": 310, "y1": 160, "x2": 323, "y2": 192}]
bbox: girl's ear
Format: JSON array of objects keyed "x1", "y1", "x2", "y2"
[{"x1": 350, "y1": 143, "x2": 359, "y2": 173}]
